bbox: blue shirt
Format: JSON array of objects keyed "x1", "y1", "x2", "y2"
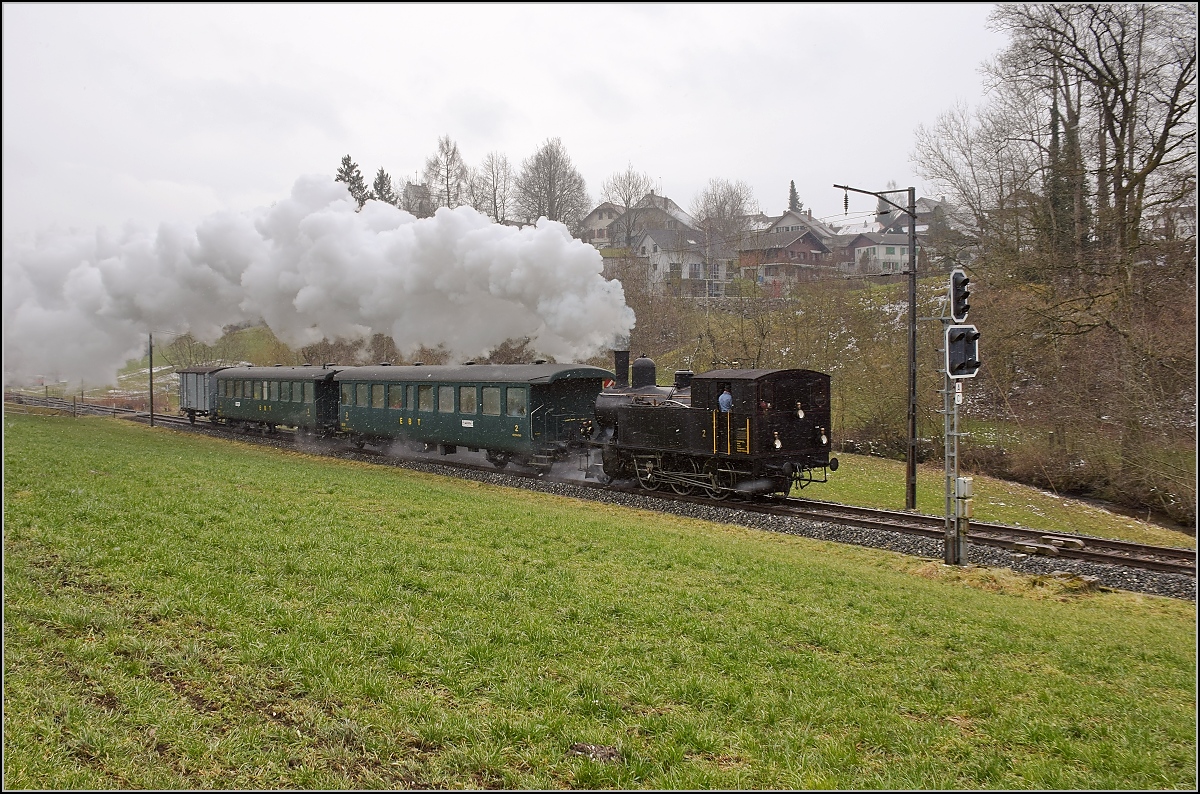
[{"x1": 718, "y1": 390, "x2": 733, "y2": 412}]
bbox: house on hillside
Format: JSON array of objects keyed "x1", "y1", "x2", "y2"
[
  {"x1": 580, "y1": 201, "x2": 624, "y2": 248},
  {"x1": 763, "y1": 208, "x2": 840, "y2": 244},
  {"x1": 631, "y1": 229, "x2": 731, "y2": 297},
  {"x1": 736, "y1": 230, "x2": 835, "y2": 293},
  {"x1": 840, "y1": 232, "x2": 919, "y2": 275}
]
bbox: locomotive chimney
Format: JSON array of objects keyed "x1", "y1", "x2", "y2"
[{"x1": 613, "y1": 346, "x2": 630, "y2": 388}]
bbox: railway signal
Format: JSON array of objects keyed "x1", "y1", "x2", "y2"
[
  {"x1": 945, "y1": 324, "x2": 981, "y2": 379},
  {"x1": 950, "y1": 269, "x2": 971, "y2": 322}
]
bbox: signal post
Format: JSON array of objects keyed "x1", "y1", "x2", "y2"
[{"x1": 942, "y1": 269, "x2": 980, "y2": 564}]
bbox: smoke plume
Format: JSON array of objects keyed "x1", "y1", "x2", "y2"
[{"x1": 2, "y1": 175, "x2": 635, "y2": 386}]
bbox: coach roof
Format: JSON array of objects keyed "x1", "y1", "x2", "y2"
[
  {"x1": 333, "y1": 363, "x2": 614, "y2": 384},
  {"x1": 215, "y1": 365, "x2": 342, "y2": 380}
]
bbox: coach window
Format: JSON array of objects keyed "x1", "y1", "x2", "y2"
[
  {"x1": 459, "y1": 386, "x2": 477, "y2": 414},
  {"x1": 303, "y1": 382, "x2": 314, "y2": 403},
  {"x1": 356, "y1": 383, "x2": 370, "y2": 407},
  {"x1": 233, "y1": 381, "x2": 241, "y2": 399},
  {"x1": 438, "y1": 385, "x2": 455, "y2": 413},
  {"x1": 372, "y1": 384, "x2": 385, "y2": 409},
  {"x1": 506, "y1": 387, "x2": 527, "y2": 417},
  {"x1": 341, "y1": 383, "x2": 353, "y2": 405},
  {"x1": 254, "y1": 381, "x2": 263, "y2": 400},
  {"x1": 279, "y1": 381, "x2": 290, "y2": 402},
  {"x1": 388, "y1": 384, "x2": 404, "y2": 410},
  {"x1": 417, "y1": 385, "x2": 434, "y2": 412},
  {"x1": 292, "y1": 382, "x2": 302, "y2": 402},
  {"x1": 482, "y1": 386, "x2": 501, "y2": 416},
  {"x1": 270, "y1": 381, "x2": 279, "y2": 401}
]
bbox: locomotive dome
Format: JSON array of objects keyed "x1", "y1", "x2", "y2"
[{"x1": 630, "y1": 355, "x2": 657, "y2": 389}]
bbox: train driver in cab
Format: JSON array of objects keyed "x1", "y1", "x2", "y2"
[{"x1": 718, "y1": 385, "x2": 733, "y2": 412}]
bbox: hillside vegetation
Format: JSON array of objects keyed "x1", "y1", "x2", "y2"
[{"x1": 4, "y1": 414, "x2": 1195, "y2": 789}]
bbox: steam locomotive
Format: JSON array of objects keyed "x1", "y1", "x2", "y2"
[
  {"x1": 178, "y1": 351, "x2": 837, "y2": 498},
  {"x1": 593, "y1": 352, "x2": 838, "y2": 498}
]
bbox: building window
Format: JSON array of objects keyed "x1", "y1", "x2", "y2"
[
  {"x1": 640, "y1": 246, "x2": 646, "y2": 255},
  {"x1": 689, "y1": 263, "x2": 702, "y2": 279},
  {"x1": 653, "y1": 244, "x2": 658, "y2": 253}
]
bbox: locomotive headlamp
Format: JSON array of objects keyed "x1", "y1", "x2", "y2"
[
  {"x1": 796, "y1": 401, "x2": 805, "y2": 419},
  {"x1": 773, "y1": 432, "x2": 782, "y2": 450},
  {"x1": 817, "y1": 426, "x2": 828, "y2": 445}
]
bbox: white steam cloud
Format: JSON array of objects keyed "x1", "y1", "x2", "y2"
[{"x1": 3, "y1": 175, "x2": 635, "y2": 386}]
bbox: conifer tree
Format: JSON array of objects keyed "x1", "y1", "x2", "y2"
[
  {"x1": 373, "y1": 167, "x2": 399, "y2": 207},
  {"x1": 335, "y1": 155, "x2": 374, "y2": 209},
  {"x1": 788, "y1": 180, "x2": 802, "y2": 212}
]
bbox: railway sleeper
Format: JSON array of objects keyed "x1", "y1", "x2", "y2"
[
  {"x1": 1041, "y1": 535, "x2": 1086, "y2": 549},
  {"x1": 1013, "y1": 542, "x2": 1060, "y2": 556}
]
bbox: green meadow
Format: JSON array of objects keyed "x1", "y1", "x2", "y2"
[{"x1": 4, "y1": 414, "x2": 1195, "y2": 789}]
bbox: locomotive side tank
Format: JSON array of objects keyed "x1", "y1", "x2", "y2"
[{"x1": 594, "y1": 353, "x2": 690, "y2": 438}]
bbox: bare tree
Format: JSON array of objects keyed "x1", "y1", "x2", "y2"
[
  {"x1": 690, "y1": 177, "x2": 758, "y2": 263},
  {"x1": 513, "y1": 137, "x2": 591, "y2": 233},
  {"x1": 423, "y1": 134, "x2": 470, "y2": 210},
  {"x1": 467, "y1": 151, "x2": 515, "y2": 223},
  {"x1": 912, "y1": 3, "x2": 1197, "y2": 524},
  {"x1": 601, "y1": 162, "x2": 654, "y2": 249}
]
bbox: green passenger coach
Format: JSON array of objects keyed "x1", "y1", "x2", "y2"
[
  {"x1": 333, "y1": 363, "x2": 613, "y2": 470},
  {"x1": 213, "y1": 365, "x2": 343, "y2": 435}
]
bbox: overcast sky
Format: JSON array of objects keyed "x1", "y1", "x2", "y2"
[{"x1": 2, "y1": 2, "x2": 1008, "y2": 240}]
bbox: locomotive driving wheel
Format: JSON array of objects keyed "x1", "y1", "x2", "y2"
[
  {"x1": 702, "y1": 459, "x2": 729, "y2": 500},
  {"x1": 635, "y1": 458, "x2": 660, "y2": 491},
  {"x1": 670, "y1": 457, "x2": 699, "y2": 495}
]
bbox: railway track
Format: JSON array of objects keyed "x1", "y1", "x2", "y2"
[{"x1": 8, "y1": 393, "x2": 1195, "y2": 578}]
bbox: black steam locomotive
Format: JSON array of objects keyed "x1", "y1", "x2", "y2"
[{"x1": 593, "y1": 353, "x2": 838, "y2": 498}]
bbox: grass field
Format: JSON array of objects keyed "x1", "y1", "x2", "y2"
[
  {"x1": 3, "y1": 413, "x2": 1196, "y2": 789},
  {"x1": 817, "y1": 453, "x2": 1196, "y2": 550}
]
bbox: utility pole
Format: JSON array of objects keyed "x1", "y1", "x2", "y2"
[
  {"x1": 834, "y1": 183, "x2": 920, "y2": 510},
  {"x1": 148, "y1": 332, "x2": 154, "y2": 427}
]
